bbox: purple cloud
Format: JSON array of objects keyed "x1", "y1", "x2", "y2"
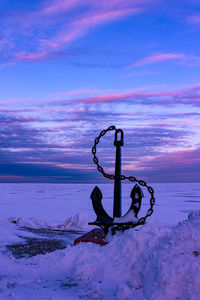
[
  {"x1": 0, "y1": 0, "x2": 157, "y2": 64},
  {"x1": 0, "y1": 91, "x2": 198, "y2": 183}
]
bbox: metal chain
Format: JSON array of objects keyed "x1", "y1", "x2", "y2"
[{"x1": 92, "y1": 125, "x2": 155, "y2": 225}]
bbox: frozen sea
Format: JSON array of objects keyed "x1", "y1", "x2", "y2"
[
  {"x1": 0, "y1": 182, "x2": 199, "y2": 225},
  {"x1": 0, "y1": 183, "x2": 199, "y2": 300}
]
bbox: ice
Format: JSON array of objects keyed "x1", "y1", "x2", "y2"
[{"x1": 0, "y1": 182, "x2": 199, "y2": 225}]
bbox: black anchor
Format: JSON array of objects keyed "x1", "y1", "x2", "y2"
[{"x1": 89, "y1": 127, "x2": 148, "y2": 234}]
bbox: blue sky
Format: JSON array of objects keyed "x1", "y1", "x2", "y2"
[{"x1": 0, "y1": 0, "x2": 200, "y2": 182}]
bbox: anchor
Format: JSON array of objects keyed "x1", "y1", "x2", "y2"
[{"x1": 74, "y1": 126, "x2": 155, "y2": 245}]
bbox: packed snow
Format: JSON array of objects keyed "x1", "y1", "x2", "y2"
[{"x1": 0, "y1": 183, "x2": 199, "y2": 299}]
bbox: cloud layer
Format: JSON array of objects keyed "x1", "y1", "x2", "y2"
[{"x1": 0, "y1": 85, "x2": 200, "y2": 182}]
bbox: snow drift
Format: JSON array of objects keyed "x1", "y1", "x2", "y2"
[{"x1": 0, "y1": 211, "x2": 200, "y2": 299}]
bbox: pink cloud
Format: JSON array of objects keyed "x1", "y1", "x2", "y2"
[
  {"x1": 61, "y1": 85, "x2": 200, "y2": 107},
  {"x1": 0, "y1": 176, "x2": 29, "y2": 182},
  {"x1": 40, "y1": 0, "x2": 82, "y2": 15},
  {"x1": 131, "y1": 53, "x2": 186, "y2": 67},
  {"x1": 75, "y1": 90, "x2": 178, "y2": 104},
  {"x1": 54, "y1": 6, "x2": 142, "y2": 46},
  {"x1": 128, "y1": 52, "x2": 200, "y2": 68},
  {"x1": 48, "y1": 89, "x2": 104, "y2": 98},
  {"x1": 188, "y1": 14, "x2": 200, "y2": 24},
  {"x1": 125, "y1": 147, "x2": 200, "y2": 182},
  {"x1": 40, "y1": 0, "x2": 150, "y2": 16},
  {"x1": 77, "y1": 92, "x2": 133, "y2": 104},
  {"x1": 0, "y1": 99, "x2": 17, "y2": 106},
  {"x1": 1, "y1": 0, "x2": 157, "y2": 63},
  {"x1": 0, "y1": 62, "x2": 14, "y2": 68},
  {"x1": 14, "y1": 51, "x2": 49, "y2": 62},
  {"x1": 147, "y1": 148, "x2": 200, "y2": 169}
]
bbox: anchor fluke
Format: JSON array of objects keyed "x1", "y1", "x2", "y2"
[
  {"x1": 130, "y1": 184, "x2": 143, "y2": 218},
  {"x1": 113, "y1": 184, "x2": 144, "y2": 225},
  {"x1": 89, "y1": 186, "x2": 113, "y2": 225}
]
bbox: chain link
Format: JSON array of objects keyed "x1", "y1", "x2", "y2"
[{"x1": 92, "y1": 125, "x2": 155, "y2": 225}]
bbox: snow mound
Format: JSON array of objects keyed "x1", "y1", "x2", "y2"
[
  {"x1": 0, "y1": 211, "x2": 199, "y2": 299},
  {"x1": 0, "y1": 219, "x2": 22, "y2": 247},
  {"x1": 59, "y1": 211, "x2": 200, "y2": 299},
  {"x1": 9, "y1": 212, "x2": 91, "y2": 230}
]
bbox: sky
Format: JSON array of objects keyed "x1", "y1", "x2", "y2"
[{"x1": 0, "y1": 0, "x2": 200, "y2": 183}]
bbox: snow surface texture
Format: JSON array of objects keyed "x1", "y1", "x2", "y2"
[{"x1": 0, "y1": 211, "x2": 200, "y2": 300}]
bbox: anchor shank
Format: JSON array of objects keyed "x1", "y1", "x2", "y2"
[{"x1": 113, "y1": 129, "x2": 124, "y2": 218}]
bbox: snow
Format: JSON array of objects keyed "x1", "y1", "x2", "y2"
[
  {"x1": 9, "y1": 213, "x2": 91, "y2": 231},
  {"x1": 0, "y1": 211, "x2": 199, "y2": 299},
  {"x1": 0, "y1": 183, "x2": 200, "y2": 299},
  {"x1": 113, "y1": 210, "x2": 138, "y2": 223}
]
